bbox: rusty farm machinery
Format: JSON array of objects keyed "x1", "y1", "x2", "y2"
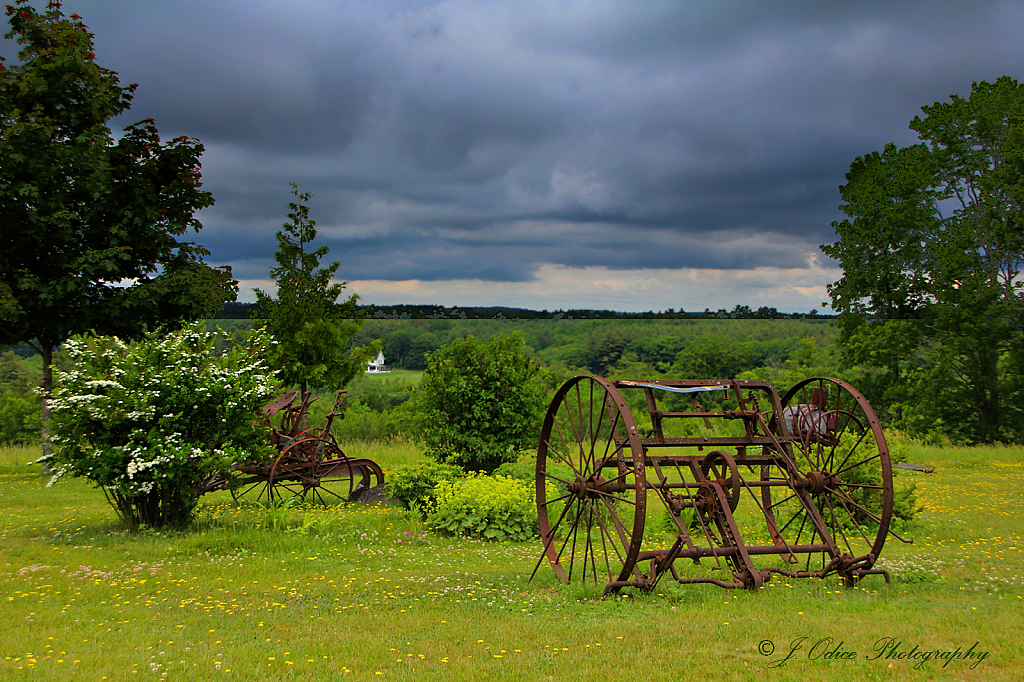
[
  {"x1": 532, "y1": 376, "x2": 908, "y2": 594},
  {"x1": 204, "y1": 389, "x2": 384, "y2": 504}
]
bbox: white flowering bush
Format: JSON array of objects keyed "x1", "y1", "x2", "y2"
[{"x1": 45, "y1": 325, "x2": 277, "y2": 529}]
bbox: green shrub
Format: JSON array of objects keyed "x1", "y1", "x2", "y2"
[
  {"x1": 826, "y1": 430, "x2": 919, "y2": 530},
  {"x1": 426, "y1": 474, "x2": 543, "y2": 541},
  {"x1": 46, "y1": 326, "x2": 277, "y2": 530},
  {"x1": 331, "y1": 399, "x2": 404, "y2": 441},
  {"x1": 0, "y1": 389, "x2": 40, "y2": 443},
  {"x1": 491, "y1": 458, "x2": 536, "y2": 482},
  {"x1": 883, "y1": 429, "x2": 922, "y2": 532},
  {"x1": 412, "y1": 332, "x2": 547, "y2": 473},
  {"x1": 0, "y1": 350, "x2": 41, "y2": 444},
  {"x1": 385, "y1": 461, "x2": 465, "y2": 513}
]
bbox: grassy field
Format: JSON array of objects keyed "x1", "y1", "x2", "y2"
[{"x1": 1, "y1": 440, "x2": 1022, "y2": 681}]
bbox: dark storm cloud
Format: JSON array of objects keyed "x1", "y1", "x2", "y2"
[{"x1": 6, "y1": 0, "x2": 1024, "y2": 293}]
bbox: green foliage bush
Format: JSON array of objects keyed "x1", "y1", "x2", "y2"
[
  {"x1": 884, "y1": 429, "x2": 922, "y2": 530},
  {"x1": 348, "y1": 376, "x2": 416, "y2": 412},
  {"x1": 385, "y1": 461, "x2": 465, "y2": 513},
  {"x1": 491, "y1": 458, "x2": 535, "y2": 482},
  {"x1": 0, "y1": 389, "x2": 39, "y2": 444},
  {"x1": 0, "y1": 350, "x2": 40, "y2": 443},
  {"x1": 426, "y1": 474, "x2": 543, "y2": 541},
  {"x1": 46, "y1": 326, "x2": 277, "y2": 529},
  {"x1": 413, "y1": 332, "x2": 547, "y2": 473},
  {"x1": 329, "y1": 399, "x2": 407, "y2": 442}
]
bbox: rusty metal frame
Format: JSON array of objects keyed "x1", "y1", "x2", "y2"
[
  {"x1": 533, "y1": 376, "x2": 905, "y2": 595},
  {"x1": 202, "y1": 389, "x2": 385, "y2": 504}
]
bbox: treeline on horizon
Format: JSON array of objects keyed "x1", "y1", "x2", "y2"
[
  {"x1": 5, "y1": 313, "x2": 1005, "y2": 446},
  {"x1": 270, "y1": 315, "x2": 845, "y2": 446},
  {"x1": 215, "y1": 301, "x2": 830, "y2": 321},
  {"x1": 345, "y1": 316, "x2": 837, "y2": 376},
  {"x1": 2, "y1": 315, "x2": 840, "y2": 444}
]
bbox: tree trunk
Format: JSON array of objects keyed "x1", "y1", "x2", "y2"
[
  {"x1": 979, "y1": 346, "x2": 1001, "y2": 442},
  {"x1": 299, "y1": 380, "x2": 309, "y2": 431},
  {"x1": 40, "y1": 344, "x2": 53, "y2": 474}
]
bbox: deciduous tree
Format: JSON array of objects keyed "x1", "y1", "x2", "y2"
[
  {"x1": 0, "y1": 1, "x2": 236, "y2": 455},
  {"x1": 822, "y1": 77, "x2": 1024, "y2": 443}
]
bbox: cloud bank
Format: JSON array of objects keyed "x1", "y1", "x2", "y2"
[{"x1": 6, "y1": 1, "x2": 1023, "y2": 311}]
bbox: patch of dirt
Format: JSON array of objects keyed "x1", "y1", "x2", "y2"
[{"x1": 352, "y1": 483, "x2": 399, "y2": 506}]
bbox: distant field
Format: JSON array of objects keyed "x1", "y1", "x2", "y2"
[
  {"x1": 1, "y1": 441, "x2": 1021, "y2": 681},
  {"x1": 357, "y1": 368, "x2": 423, "y2": 384}
]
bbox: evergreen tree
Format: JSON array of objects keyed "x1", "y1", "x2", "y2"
[{"x1": 254, "y1": 185, "x2": 377, "y2": 397}]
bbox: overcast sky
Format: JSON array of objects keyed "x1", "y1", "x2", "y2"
[{"x1": 6, "y1": 1, "x2": 1024, "y2": 312}]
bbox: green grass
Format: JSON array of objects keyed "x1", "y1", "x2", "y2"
[
  {"x1": 372, "y1": 368, "x2": 423, "y2": 382},
  {"x1": 1, "y1": 441, "x2": 1022, "y2": 680},
  {"x1": 349, "y1": 368, "x2": 423, "y2": 387},
  {"x1": 340, "y1": 436, "x2": 426, "y2": 472},
  {"x1": 0, "y1": 443, "x2": 38, "y2": 467}
]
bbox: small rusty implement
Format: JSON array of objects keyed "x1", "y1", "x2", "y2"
[
  {"x1": 531, "y1": 376, "x2": 907, "y2": 594},
  {"x1": 203, "y1": 389, "x2": 384, "y2": 504}
]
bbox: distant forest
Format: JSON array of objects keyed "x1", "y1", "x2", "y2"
[
  {"x1": 195, "y1": 315, "x2": 837, "y2": 381},
  {"x1": 8, "y1": 311, "x2": 1004, "y2": 445},
  {"x1": 215, "y1": 301, "x2": 829, "y2": 321},
  {"x1": 1, "y1": 315, "x2": 840, "y2": 445}
]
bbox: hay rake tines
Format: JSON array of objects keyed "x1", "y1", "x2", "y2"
[{"x1": 532, "y1": 376, "x2": 904, "y2": 595}]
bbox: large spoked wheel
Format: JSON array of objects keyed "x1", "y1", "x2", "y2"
[
  {"x1": 533, "y1": 376, "x2": 647, "y2": 593},
  {"x1": 762, "y1": 377, "x2": 893, "y2": 576}
]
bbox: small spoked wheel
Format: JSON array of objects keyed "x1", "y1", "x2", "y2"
[
  {"x1": 762, "y1": 377, "x2": 893, "y2": 577},
  {"x1": 233, "y1": 453, "x2": 310, "y2": 503},
  {"x1": 282, "y1": 437, "x2": 355, "y2": 504},
  {"x1": 699, "y1": 450, "x2": 740, "y2": 511},
  {"x1": 533, "y1": 376, "x2": 647, "y2": 593}
]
